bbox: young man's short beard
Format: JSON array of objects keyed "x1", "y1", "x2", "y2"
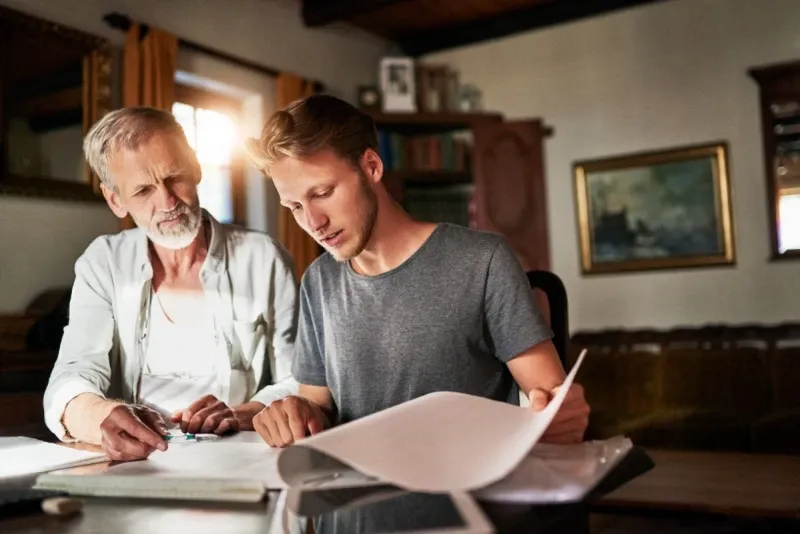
[{"x1": 337, "y1": 170, "x2": 378, "y2": 262}]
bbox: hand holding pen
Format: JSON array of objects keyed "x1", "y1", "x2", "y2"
[{"x1": 99, "y1": 404, "x2": 169, "y2": 462}]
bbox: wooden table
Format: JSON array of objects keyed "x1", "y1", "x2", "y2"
[
  {"x1": 594, "y1": 449, "x2": 800, "y2": 520},
  {"x1": 0, "y1": 441, "x2": 654, "y2": 533},
  {"x1": 1, "y1": 438, "x2": 285, "y2": 534},
  {"x1": 0, "y1": 477, "x2": 589, "y2": 534},
  {"x1": 1, "y1": 479, "x2": 281, "y2": 534}
]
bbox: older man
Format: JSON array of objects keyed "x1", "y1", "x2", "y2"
[{"x1": 43, "y1": 106, "x2": 299, "y2": 462}]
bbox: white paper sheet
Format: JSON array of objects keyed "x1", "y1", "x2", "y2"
[
  {"x1": 474, "y1": 436, "x2": 633, "y2": 503},
  {"x1": 100, "y1": 433, "x2": 284, "y2": 486},
  {"x1": 277, "y1": 349, "x2": 587, "y2": 493},
  {"x1": 35, "y1": 431, "x2": 285, "y2": 502},
  {"x1": 0, "y1": 437, "x2": 106, "y2": 479}
]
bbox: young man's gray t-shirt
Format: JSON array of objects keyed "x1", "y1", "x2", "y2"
[{"x1": 292, "y1": 223, "x2": 553, "y2": 424}]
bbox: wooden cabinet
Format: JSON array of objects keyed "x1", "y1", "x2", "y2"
[
  {"x1": 472, "y1": 119, "x2": 552, "y2": 271},
  {"x1": 366, "y1": 110, "x2": 552, "y2": 271}
]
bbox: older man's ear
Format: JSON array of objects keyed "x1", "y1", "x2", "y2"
[{"x1": 100, "y1": 183, "x2": 128, "y2": 219}]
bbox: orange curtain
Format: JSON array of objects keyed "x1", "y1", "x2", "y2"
[
  {"x1": 119, "y1": 22, "x2": 178, "y2": 229},
  {"x1": 276, "y1": 73, "x2": 320, "y2": 281}
]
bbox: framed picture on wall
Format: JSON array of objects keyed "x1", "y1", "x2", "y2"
[{"x1": 573, "y1": 141, "x2": 736, "y2": 275}]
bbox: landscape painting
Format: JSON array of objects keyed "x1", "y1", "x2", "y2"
[{"x1": 573, "y1": 142, "x2": 735, "y2": 274}]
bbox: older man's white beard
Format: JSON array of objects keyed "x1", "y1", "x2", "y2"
[{"x1": 140, "y1": 203, "x2": 203, "y2": 250}]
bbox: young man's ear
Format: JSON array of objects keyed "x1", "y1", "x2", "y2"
[
  {"x1": 101, "y1": 183, "x2": 129, "y2": 219},
  {"x1": 361, "y1": 149, "x2": 384, "y2": 184}
]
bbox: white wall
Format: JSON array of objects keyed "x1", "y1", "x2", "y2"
[
  {"x1": 0, "y1": 0, "x2": 391, "y2": 312},
  {"x1": 425, "y1": 0, "x2": 800, "y2": 331}
]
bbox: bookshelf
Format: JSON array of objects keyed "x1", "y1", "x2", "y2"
[
  {"x1": 365, "y1": 110, "x2": 503, "y2": 132},
  {"x1": 384, "y1": 169, "x2": 472, "y2": 186},
  {"x1": 749, "y1": 59, "x2": 800, "y2": 260},
  {"x1": 363, "y1": 108, "x2": 553, "y2": 272}
]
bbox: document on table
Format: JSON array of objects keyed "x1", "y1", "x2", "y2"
[
  {"x1": 474, "y1": 435, "x2": 634, "y2": 503},
  {"x1": 277, "y1": 349, "x2": 588, "y2": 493},
  {"x1": 35, "y1": 431, "x2": 284, "y2": 502},
  {"x1": 0, "y1": 437, "x2": 106, "y2": 479}
]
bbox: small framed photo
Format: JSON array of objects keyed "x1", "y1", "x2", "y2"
[
  {"x1": 380, "y1": 57, "x2": 416, "y2": 113},
  {"x1": 357, "y1": 85, "x2": 381, "y2": 110}
]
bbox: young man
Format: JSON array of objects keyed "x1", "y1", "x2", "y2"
[
  {"x1": 43, "y1": 107, "x2": 299, "y2": 462},
  {"x1": 246, "y1": 94, "x2": 589, "y2": 448}
]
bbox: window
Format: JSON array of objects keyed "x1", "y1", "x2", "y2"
[
  {"x1": 172, "y1": 85, "x2": 244, "y2": 225},
  {"x1": 778, "y1": 189, "x2": 800, "y2": 253}
]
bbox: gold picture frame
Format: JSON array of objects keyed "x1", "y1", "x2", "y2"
[{"x1": 573, "y1": 141, "x2": 736, "y2": 275}]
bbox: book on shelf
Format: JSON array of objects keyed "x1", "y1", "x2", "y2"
[{"x1": 377, "y1": 130, "x2": 470, "y2": 173}]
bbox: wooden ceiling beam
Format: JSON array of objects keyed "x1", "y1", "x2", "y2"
[
  {"x1": 397, "y1": 0, "x2": 670, "y2": 57},
  {"x1": 301, "y1": 0, "x2": 410, "y2": 27}
]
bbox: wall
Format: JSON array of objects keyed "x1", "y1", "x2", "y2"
[
  {"x1": 0, "y1": 0, "x2": 391, "y2": 312},
  {"x1": 424, "y1": 0, "x2": 800, "y2": 331}
]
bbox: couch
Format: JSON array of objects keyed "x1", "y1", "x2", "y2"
[{"x1": 568, "y1": 323, "x2": 800, "y2": 454}]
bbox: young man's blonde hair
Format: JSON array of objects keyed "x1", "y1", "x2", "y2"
[{"x1": 245, "y1": 94, "x2": 379, "y2": 176}]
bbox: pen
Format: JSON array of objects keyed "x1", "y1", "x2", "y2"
[
  {"x1": 192, "y1": 434, "x2": 220, "y2": 441},
  {"x1": 164, "y1": 433, "x2": 219, "y2": 441},
  {"x1": 164, "y1": 433, "x2": 196, "y2": 441}
]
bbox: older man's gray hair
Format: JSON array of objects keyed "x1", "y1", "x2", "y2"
[{"x1": 83, "y1": 106, "x2": 191, "y2": 189}]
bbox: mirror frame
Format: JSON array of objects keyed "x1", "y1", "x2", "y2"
[
  {"x1": 749, "y1": 59, "x2": 800, "y2": 261},
  {"x1": 0, "y1": 5, "x2": 111, "y2": 202}
]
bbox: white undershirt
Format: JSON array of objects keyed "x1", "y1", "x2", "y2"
[{"x1": 138, "y1": 289, "x2": 220, "y2": 422}]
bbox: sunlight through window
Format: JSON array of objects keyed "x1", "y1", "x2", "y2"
[
  {"x1": 172, "y1": 101, "x2": 239, "y2": 224},
  {"x1": 778, "y1": 192, "x2": 800, "y2": 253}
]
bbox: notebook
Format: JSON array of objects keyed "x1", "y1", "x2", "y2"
[
  {"x1": 34, "y1": 432, "x2": 280, "y2": 502},
  {"x1": 0, "y1": 437, "x2": 106, "y2": 480}
]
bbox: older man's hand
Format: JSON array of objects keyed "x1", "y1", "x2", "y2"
[
  {"x1": 171, "y1": 394, "x2": 240, "y2": 435},
  {"x1": 529, "y1": 382, "x2": 591, "y2": 444},
  {"x1": 100, "y1": 404, "x2": 168, "y2": 462}
]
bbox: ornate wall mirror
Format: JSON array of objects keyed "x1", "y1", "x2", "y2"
[
  {"x1": 0, "y1": 5, "x2": 111, "y2": 201},
  {"x1": 750, "y1": 59, "x2": 800, "y2": 260}
]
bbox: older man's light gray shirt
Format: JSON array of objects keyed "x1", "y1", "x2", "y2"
[{"x1": 43, "y1": 210, "x2": 300, "y2": 440}]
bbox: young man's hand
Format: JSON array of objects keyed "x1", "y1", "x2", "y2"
[
  {"x1": 529, "y1": 382, "x2": 590, "y2": 444},
  {"x1": 253, "y1": 396, "x2": 328, "y2": 448}
]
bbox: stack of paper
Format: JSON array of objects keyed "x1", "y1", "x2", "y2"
[
  {"x1": 277, "y1": 350, "x2": 590, "y2": 493},
  {"x1": 474, "y1": 436, "x2": 634, "y2": 503},
  {"x1": 35, "y1": 432, "x2": 283, "y2": 502},
  {"x1": 0, "y1": 437, "x2": 106, "y2": 479}
]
